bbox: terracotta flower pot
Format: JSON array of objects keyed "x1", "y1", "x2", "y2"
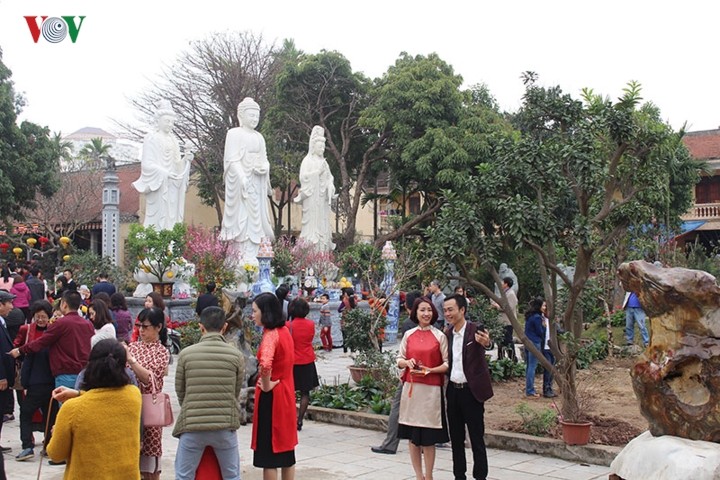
[
  {"x1": 348, "y1": 365, "x2": 381, "y2": 383},
  {"x1": 559, "y1": 419, "x2": 592, "y2": 445}
]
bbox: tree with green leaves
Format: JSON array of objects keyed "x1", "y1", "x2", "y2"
[
  {"x1": 79, "y1": 137, "x2": 112, "y2": 169},
  {"x1": 274, "y1": 51, "x2": 506, "y2": 247},
  {"x1": 0, "y1": 48, "x2": 62, "y2": 225},
  {"x1": 429, "y1": 74, "x2": 699, "y2": 422}
]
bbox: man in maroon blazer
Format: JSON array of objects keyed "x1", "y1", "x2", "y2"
[{"x1": 444, "y1": 293, "x2": 494, "y2": 480}]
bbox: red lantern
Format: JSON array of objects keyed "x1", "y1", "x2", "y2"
[
  {"x1": 38, "y1": 236, "x2": 49, "y2": 249},
  {"x1": 0, "y1": 243, "x2": 8, "y2": 254}
]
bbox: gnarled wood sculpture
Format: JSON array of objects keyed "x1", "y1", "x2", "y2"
[{"x1": 618, "y1": 260, "x2": 720, "y2": 442}]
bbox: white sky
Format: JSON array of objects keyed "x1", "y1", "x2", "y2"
[{"x1": 0, "y1": 0, "x2": 718, "y2": 136}]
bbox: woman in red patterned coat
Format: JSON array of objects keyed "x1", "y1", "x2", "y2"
[
  {"x1": 251, "y1": 292, "x2": 297, "y2": 480},
  {"x1": 126, "y1": 307, "x2": 170, "y2": 480},
  {"x1": 397, "y1": 297, "x2": 449, "y2": 480}
]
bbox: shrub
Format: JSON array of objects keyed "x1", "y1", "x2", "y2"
[
  {"x1": 309, "y1": 374, "x2": 394, "y2": 414},
  {"x1": 515, "y1": 402, "x2": 557, "y2": 436},
  {"x1": 576, "y1": 338, "x2": 609, "y2": 369},
  {"x1": 183, "y1": 225, "x2": 238, "y2": 290},
  {"x1": 488, "y1": 358, "x2": 525, "y2": 382},
  {"x1": 343, "y1": 308, "x2": 386, "y2": 353},
  {"x1": 177, "y1": 321, "x2": 202, "y2": 349}
]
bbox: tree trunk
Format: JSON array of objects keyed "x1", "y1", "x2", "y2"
[{"x1": 556, "y1": 353, "x2": 580, "y2": 422}]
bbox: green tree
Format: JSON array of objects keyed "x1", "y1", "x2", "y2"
[
  {"x1": 274, "y1": 52, "x2": 506, "y2": 247},
  {"x1": 79, "y1": 137, "x2": 112, "y2": 169},
  {"x1": 429, "y1": 75, "x2": 699, "y2": 422},
  {"x1": 0, "y1": 48, "x2": 62, "y2": 224},
  {"x1": 272, "y1": 50, "x2": 371, "y2": 247}
]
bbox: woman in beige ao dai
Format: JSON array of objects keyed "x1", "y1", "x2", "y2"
[{"x1": 397, "y1": 297, "x2": 449, "y2": 480}]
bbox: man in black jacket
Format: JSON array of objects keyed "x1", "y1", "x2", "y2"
[
  {"x1": 444, "y1": 293, "x2": 493, "y2": 480},
  {"x1": 195, "y1": 282, "x2": 219, "y2": 316},
  {"x1": 25, "y1": 267, "x2": 45, "y2": 304},
  {"x1": 0, "y1": 291, "x2": 17, "y2": 457}
]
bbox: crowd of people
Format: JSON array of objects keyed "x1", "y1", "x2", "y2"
[{"x1": 0, "y1": 258, "x2": 647, "y2": 480}]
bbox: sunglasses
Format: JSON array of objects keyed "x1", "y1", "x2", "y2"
[{"x1": 138, "y1": 323, "x2": 154, "y2": 330}]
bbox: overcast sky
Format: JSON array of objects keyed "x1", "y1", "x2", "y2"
[{"x1": 0, "y1": 0, "x2": 717, "y2": 137}]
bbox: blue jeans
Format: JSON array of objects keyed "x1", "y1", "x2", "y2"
[
  {"x1": 525, "y1": 342, "x2": 542, "y2": 395},
  {"x1": 55, "y1": 374, "x2": 79, "y2": 407},
  {"x1": 175, "y1": 429, "x2": 240, "y2": 480},
  {"x1": 625, "y1": 307, "x2": 649, "y2": 346}
]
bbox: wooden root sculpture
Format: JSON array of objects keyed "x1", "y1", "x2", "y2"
[{"x1": 618, "y1": 260, "x2": 720, "y2": 441}]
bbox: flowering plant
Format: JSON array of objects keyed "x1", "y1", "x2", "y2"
[
  {"x1": 242, "y1": 263, "x2": 259, "y2": 284},
  {"x1": 183, "y1": 225, "x2": 239, "y2": 291},
  {"x1": 290, "y1": 238, "x2": 337, "y2": 280}
]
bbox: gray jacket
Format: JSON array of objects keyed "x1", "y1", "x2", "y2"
[{"x1": 172, "y1": 332, "x2": 245, "y2": 437}]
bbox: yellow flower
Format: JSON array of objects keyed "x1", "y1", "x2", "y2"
[{"x1": 166, "y1": 271, "x2": 175, "y2": 278}]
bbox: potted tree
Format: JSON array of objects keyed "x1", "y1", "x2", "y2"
[
  {"x1": 428, "y1": 78, "x2": 697, "y2": 444},
  {"x1": 343, "y1": 307, "x2": 387, "y2": 382},
  {"x1": 127, "y1": 223, "x2": 187, "y2": 297}
]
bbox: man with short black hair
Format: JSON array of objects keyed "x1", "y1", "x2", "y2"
[
  {"x1": 0, "y1": 291, "x2": 17, "y2": 454},
  {"x1": 174, "y1": 306, "x2": 245, "y2": 479},
  {"x1": 10, "y1": 290, "x2": 94, "y2": 390},
  {"x1": 195, "y1": 282, "x2": 219, "y2": 316},
  {"x1": 444, "y1": 293, "x2": 493, "y2": 480},
  {"x1": 91, "y1": 272, "x2": 116, "y2": 297},
  {"x1": 429, "y1": 280, "x2": 446, "y2": 329},
  {"x1": 491, "y1": 277, "x2": 518, "y2": 361},
  {"x1": 63, "y1": 269, "x2": 77, "y2": 292},
  {"x1": 25, "y1": 267, "x2": 45, "y2": 304}
]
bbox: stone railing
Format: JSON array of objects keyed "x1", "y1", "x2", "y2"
[{"x1": 685, "y1": 203, "x2": 720, "y2": 220}]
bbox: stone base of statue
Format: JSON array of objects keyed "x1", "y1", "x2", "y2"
[
  {"x1": 127, "y1": 296, "x2": 195, "y2": 323},
  {"x1": 610, "y1": 431, "x2": 720, "y2": 480}
]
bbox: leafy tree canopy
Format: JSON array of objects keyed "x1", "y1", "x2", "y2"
[{"x1": 0, "y1": 48, "x2": 62, "y2": 223}]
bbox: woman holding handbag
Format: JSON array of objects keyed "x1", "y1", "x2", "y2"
[{"x1": 126, "y1": 307, "x2": 170, "y2": 480}]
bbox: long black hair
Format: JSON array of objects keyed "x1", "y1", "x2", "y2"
[
  {"x1": 341, "y1": 287, "x2": 356, "y2": 309},
  {"x1": 525, "y1": 297, "x2": 544, "y2": 319}
]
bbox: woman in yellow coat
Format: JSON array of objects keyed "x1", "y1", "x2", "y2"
[{"x1": 48, "y1": 339, "x2": 142, "y2": 480}]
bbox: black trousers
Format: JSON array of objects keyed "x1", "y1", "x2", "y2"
[
  {"x1": 446, "y1": 385, "x2": 488, "y2": 480},
  {"x1": 20, "y1": 384, "x2": 55, "y2": 449}
]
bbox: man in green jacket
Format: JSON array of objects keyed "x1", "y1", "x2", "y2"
[{"x1": 174, "y1": 306, "x2": 245, "y2": 479}]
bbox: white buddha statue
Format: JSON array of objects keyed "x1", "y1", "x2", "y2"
[
  {"x1": 294, "y1": 126, "x2": 336, "y2": 251},
  {"x1": 132, "y1": 100, "x2": 192, "y2": 230},
  {"x1": 219, "y1": 97, "x2": 275, "y2": 262}
]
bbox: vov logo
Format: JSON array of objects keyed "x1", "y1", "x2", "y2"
[{"x1": 24, "y1": 16, "x2": 86, "y2": 44}]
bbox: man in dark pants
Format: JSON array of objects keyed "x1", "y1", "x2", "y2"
[
  {"x1": 0, "y1": 291, "x2": 18, "y2": 456},
  {"x1": 444, "y1": 293, "x2": 493, "y2": 480}
]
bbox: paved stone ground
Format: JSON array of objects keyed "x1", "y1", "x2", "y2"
[{"x1": 3, "y1": 346, "x2": 610, "y2": 479}]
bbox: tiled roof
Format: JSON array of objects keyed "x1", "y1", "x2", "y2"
[
  {"x1": 64, "y1": 127, "x2": 117, "y2": 141},
  {"x1": 683, "y1": 129, "x2": 720, "y2": 160}
]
